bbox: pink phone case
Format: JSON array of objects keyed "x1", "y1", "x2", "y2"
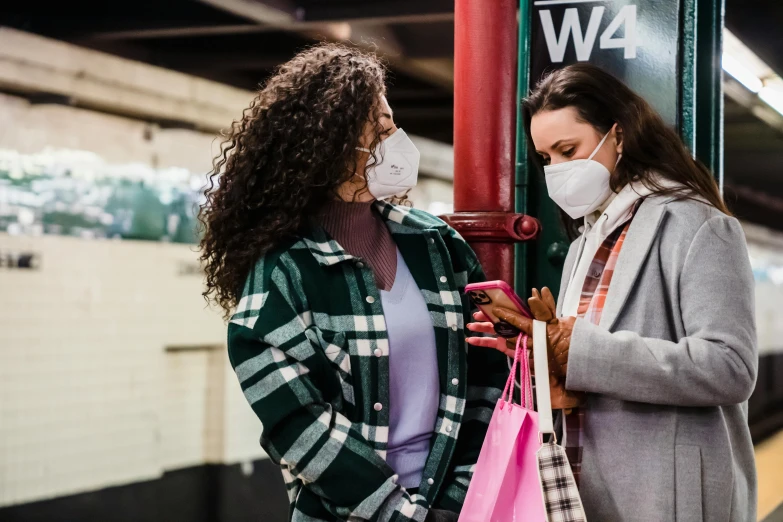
[{"x1": 465, "y1": 281, "x2": 532, "y2": 338}]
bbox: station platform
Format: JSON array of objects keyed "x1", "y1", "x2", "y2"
[{"x1": 758, "y1": 430, "x2": 783, "y2": 521}]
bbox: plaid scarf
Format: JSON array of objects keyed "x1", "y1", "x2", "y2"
[{"x1": 564, "y1": 215, "x2": 634, "y2": 485}]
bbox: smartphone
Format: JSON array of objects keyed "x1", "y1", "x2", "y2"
[{"x1": 465, "y1": 281, "x2": 533, "y2": 338}]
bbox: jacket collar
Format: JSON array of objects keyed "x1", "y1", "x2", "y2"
[
  {"x1": 599, "y1": 195, "x2": 668, "y2": 329},
  {"x1": 584, "y1": 181, "x2": 654, "y2": 239},
  {"x1": 557, "y1": 195, "x2": 669, "y2": 322}
]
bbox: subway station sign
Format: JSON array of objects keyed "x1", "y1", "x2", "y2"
[{"x1": 530, "y1": 0, "x2": 681, "y2": 126}]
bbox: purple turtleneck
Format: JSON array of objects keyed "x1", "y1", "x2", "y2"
[{"x1": 320, "y1": 200, "x2": 398, "y2": 290}]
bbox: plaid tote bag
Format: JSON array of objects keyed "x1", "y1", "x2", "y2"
[{"x1": 532, "y1": 320, "x2": 587, "y2": 522}]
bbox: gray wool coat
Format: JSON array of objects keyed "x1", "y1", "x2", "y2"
[{"x1": 558, "y1": 195, "x2": 758, "y2": 522}]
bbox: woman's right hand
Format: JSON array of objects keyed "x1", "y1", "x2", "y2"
[
  {"x1": 500, "y1": 288, "x2": 586, "y2": 411},
  {"x1": 466, "y1": 292, "x2": 585, "y2": 411}
]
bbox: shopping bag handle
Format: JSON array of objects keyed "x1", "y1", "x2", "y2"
[
  {"x1": 533, "y1": 320, "x2": 555, "y2": 437},
  {"x1": 500, "y1": 333, "x2": 533, "y2": 410}
]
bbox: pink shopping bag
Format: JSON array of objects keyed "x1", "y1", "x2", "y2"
[{"x1": 459, "y1": 335, "x2": 547, "y2": 522}]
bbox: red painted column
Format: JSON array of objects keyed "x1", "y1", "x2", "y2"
[{"x1": 446, "y1": 0, "x2": 538, "y2": 283}]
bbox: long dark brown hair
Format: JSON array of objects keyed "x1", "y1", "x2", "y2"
[
  {"x1": 198, "y1": 43, "x2": 388, "y2": 318},
  {"x1": 523, "y1": 63, "x2": 729, "y2": 238}
]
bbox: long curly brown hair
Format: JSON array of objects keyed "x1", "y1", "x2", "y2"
[{"x1": 199, "y1": 43, "x2": 388, "y2": 318}]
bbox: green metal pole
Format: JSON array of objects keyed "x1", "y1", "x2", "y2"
[
  {"x1": 680, "y1": 0, "x2": 725, "y2": 187},
  {"x1": 695, "y1": 0, "x2": 725, "y2": 189},
  {"x1": 680, "y1": 0, "x2": 697, "y2": 153},
  {"x1": 514, "y1": 0, "x2": 532, "y2": 296},
  {"x1": 515, "y1": 0, "x2": 571, "y2": 299}
]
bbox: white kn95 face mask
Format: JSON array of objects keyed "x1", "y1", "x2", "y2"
[
  {"x1": 544, "y1": 131, "x2": 621, "y2": 219},
  {"x1": 357, "y1": 129, "x2": 420, "y2": 200}
]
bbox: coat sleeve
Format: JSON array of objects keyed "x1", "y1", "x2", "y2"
[
  {"x1": 565, "y1": 215, "x2": 758, "y2": 407},
  {"x1": 435, "y1": 228, "x2": 509, "y2": 512},
  {"x1": 228, "y1": 256, "x2": 428, "y2": 522}
]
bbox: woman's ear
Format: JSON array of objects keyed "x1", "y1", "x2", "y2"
[{"x1": 614, "y1": 124, "x2": 624, "y2": 155}]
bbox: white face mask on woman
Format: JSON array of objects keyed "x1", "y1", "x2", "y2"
[
  {"x1": 357, "y1": 129, "x2": 420, "y2": 200},
  {"x1": 544, "y1": 130, "x2": 621, "y2": 219}
]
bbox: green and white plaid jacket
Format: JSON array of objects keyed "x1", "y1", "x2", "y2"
[{"x1": 228, "y1": 201, "x2": 507, "y2": 521}]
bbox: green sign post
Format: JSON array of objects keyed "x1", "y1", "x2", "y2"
[{"x1": 515, "y1": 0, "x2": 724, "y2": 297}]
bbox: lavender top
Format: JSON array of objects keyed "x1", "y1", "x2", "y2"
[{"x1": 380, "y1": 249, "x2": 440, "y2": 488}]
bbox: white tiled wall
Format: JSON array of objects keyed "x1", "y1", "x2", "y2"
[
  {"x1": 0, "y1": 92, "x2": 267, "y2": 507},
  {"x1": 0, "y1": 234, "x2": 266, "y2": 508}
]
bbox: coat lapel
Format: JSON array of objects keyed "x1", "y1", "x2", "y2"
[
  {"x1": 557, "y1": 240, "x2": 581, "y2": 317},
  {"x1": 599, "y1": 197, "x2": 668, "y2": 330}
]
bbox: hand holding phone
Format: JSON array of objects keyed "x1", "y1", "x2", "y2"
[
  {"x1": 466, "y1": 284, "x2": 586, "y2": 410},
  {"x1": 465, "y1": 281, "x2": 532, "y2": 338}
]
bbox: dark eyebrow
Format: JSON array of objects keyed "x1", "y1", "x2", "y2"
[
  {"x1": 534, "y1": 141, "x2": 562, "y2": 155},
  {"x1": 551, "y1": 139, "x2": 576, "y2": 150},
  {"x1": 536, "y1": 138, "x2": 577, "y2": 155},
  {"x1": 381, "y1": 112, "x2": 392, "y2": 119}
]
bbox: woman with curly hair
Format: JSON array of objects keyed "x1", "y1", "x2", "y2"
[{"x1": 198, "y1": 43, "x2": 507, "y2": 522}]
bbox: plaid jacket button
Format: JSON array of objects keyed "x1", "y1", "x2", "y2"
[
  {"x1": 451, "y1": 325, "x2": 458, "y2": 331},
  {"x1": 356, "y1": 262, "x2": 365, "y2": 269},
  {"x1": 374, "y1": 402, "x2": 383, "y2": 411},
  {"x1": 446, "y1": 425, "x2": 453, "y2": 433},
  {"x1": 429, "y1": 238, "x2": 435, "y2": 244},
  {"x1": 374, "y1": 348, "x2": 382, "y2": 357},
  {"x1": 427, "y1": 478, "x2": 434, "y2": 485},
  {"x1": 366, "y1": 296, "x2": 375, "y2": 304},
  {"x1": 451, "y1": 378, "x2": 459, "y2": 386},
  {"x1": 439, "y1": 276, "x2": 447, "y2": 283}
]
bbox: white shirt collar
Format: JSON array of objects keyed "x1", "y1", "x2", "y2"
[{"x1": 583, "y1": 181, "x2": 654, "y2": 238}]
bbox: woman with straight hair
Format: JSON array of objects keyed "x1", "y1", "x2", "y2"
[
  {"x1": 468, "y1": 63, "x2": 757, "y2": 522},
  {"x1": 199, "y1": 43, "x2": 507, "y2": 522}
]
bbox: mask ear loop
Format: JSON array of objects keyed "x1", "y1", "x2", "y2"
[
  {"x1": 612, "y1": 124, "x2": 623, "y2": 169},
  {"x1": 614, "y1": 153, "x2": 623, "y2": 169},
  {"x1": 390, "y1": 189, "x2": 413, "y2": 207},
  {"x1": 588, "y1": 125, "x2": 623, "y2": 174},
  {"x1": 587, "y1": 131, "x2": 612, "y2": 162}
]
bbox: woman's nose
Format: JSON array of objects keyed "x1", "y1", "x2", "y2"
[{"x1": 382, "y1": 124, "x2": 399, "y2": 141}]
